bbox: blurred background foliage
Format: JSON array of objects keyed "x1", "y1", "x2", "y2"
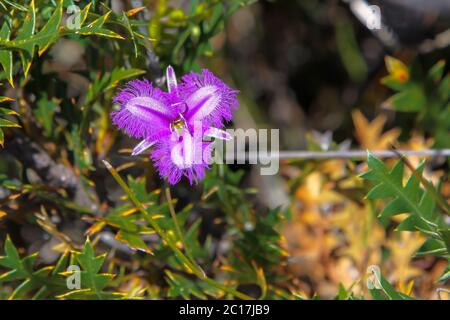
[{"x1": 0, "y1": 0, "x2": 449, "y2": 299}]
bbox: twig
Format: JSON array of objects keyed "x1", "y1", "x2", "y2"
[
  {"x1": 5, "y1": 133, "x2": 99, "y2": 211},
  {"x1": 124, "y1": 149, "x2": 450, "y2": 161},
  {"x1": 227, "y1": 149, "x2": 450, "y2": 161}
]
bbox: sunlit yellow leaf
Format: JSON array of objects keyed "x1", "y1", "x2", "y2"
[
  {"x1": 127, "y1": 7, "x2": 145, "y2": 17},
  {"x1": 0, "y1": 96, "x2": 14, "y2": 103},
  {"x1": 384, "y1": 56, "x2": 410, "y2": 83},
  {"x1": 352, "y1": 109, "x2": 400, "y2": 149}
]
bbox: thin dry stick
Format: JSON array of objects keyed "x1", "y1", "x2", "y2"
[
  {"x1": 123, "y1": 149, "x2": 450, "y2": 161},
  {"x1": 223, "y1": 149, "x2": 450, "y2": 161}
]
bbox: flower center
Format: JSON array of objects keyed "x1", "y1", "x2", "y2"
[
  {"x1": 172, "y1": 118, "x2": 185, "y2": 130},
  {"x1": 170, "y1": 116, "x2": 187, "y2": 139}
]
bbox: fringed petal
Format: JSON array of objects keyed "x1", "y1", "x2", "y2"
[
  {"x1": 111, "y1": 79, "x2": 177, "y2": 140},
  {"x1": 179, "y1": 69, "x2": 239, "y2": 128},
  {"x1": 151, "y1": 130, "x2": 213, "y2": 185},
  {"x1": 171, "y1": 130, "x2": 195, "y2": 169}
]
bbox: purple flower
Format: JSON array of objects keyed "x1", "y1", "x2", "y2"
[{"x1": 111, "y1": 66, "x2": 238, "y2": 185}]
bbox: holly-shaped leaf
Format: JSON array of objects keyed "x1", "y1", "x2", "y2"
[
  {"x1": 0, "y1": 236, "x2": 68, "y2": 299},
  {"x1": 58, "y1": 239, "x2": 124, "y2": 300},
  {"x1": 7, "y1": 0, "x2": 63, "y2": 57},
  {"x1": 362, "y1": 153, "x2": 449, "y2": 258}
]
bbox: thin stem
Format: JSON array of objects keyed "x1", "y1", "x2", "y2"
[
  {"x1": 203, "y1": 278, "x2": 253, "y2": 300},
  {"x1": 164, "y1": 185, "x2": 202, "y2": 272},
  {"x1": 103, "y1": 160, "x2": 254, "y2": 300}
]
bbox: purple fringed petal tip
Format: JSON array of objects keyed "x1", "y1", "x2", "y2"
[
  {"x1": 179, "y1": 69, "x2": 239, "y2": 128},
  {"x1": 111, "y1": 79, "x2": 178, "y2": 141},
  {"x1": 151, "y1": 130, "x2": 213, "y2": 185}
]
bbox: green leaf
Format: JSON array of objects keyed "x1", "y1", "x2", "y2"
[
  {"x1": 33, "y1": 95, "x2": 58, "y2": 137},
  {"x1": 0, "y1": 236, "x2": 24, "y2": 273},
  {"x1": 102, "y1": 204, "x2": 154, "y2": 254},
  {"x1": 59, "y1": 239, "x2": 123, "y2": 300},
  {"x1": 8, "y1": 0, "x2": 63, "y2": 57},
  {"x1": 439, "y1": 229, "x2": 450, "y2": 255},
  {"x1": 0, "y1": 236, "x2": 67, "y2": 299},
  {"x1": 0, "y1": 96, "x2": 14, "y2": 103},
  {"x1": 116, "y1": 230, "x2": 152, "y2": 254},
  {"x1": 0, "y1": 0, "x2": 28, "y2": 11},
  {"x1": 336, "y1": 283, "x2": 358, "y2": 300},
  {"x1": 171, "y1": 27, "x2": 191, "y2": 65},
  {"x1": 363, "y1": 154, "x2": 429, "y2": 221},
  {"x1": 335, "y1": 17, "x2": 368, "y2": 82},
  {"x1": 363, "y1": 153, "x2": 449, "y2": 257},
  {"x1": 438, "y1": 265, "x2": 450, "y2": 282},
  {"x1": 385, "y1": 85, "x2": 426, "y2": 112},
  {"x1": 368, "y1": 268, "x2": 413, "y2": 300},
  {"x1": 428, "y1": 60, "x2": 446, "y2": 83},
  {"x1": 15, "y1": 0, "x2": 36, "y2": 77},
  {"x1": 415, "y1": 238, "x2": 447, "y2": 257},
  {"x1": 78, "y1": 11, "x2": 124, "y2": 39},
  {"x1": 0, "y1": 118, "x2": 20, "y2": 128},
  {"x1": 438, "y1": 74, "x2": 450, "y2": 101},
  {"x1": 79, "y1": 4, "x2": 92, "y2": 26},
  {"x1": 165, "y1": 270, "x2": 223, "y2": 299},
  {"x1": 185, "y1": 219, "x2": 208, "y2": 260},
  {"x1": 0, "y1": 107, "x2": 18, "y2": 116},
  {"x1": 0, "y1": 96, "x2": 15, "y2": 147},
  {"x1": 189, "y1": 0, "x2": 200, "y2": 14},
  {"x1": 120, "y1": 11, "x2": 138, "y2": 58},
  {"x1": 107, "y1": 68, "x2": 146, "y2": 91},
  {"x1": 0, "y1": 23, "x2": 13, "y2": 87}
]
